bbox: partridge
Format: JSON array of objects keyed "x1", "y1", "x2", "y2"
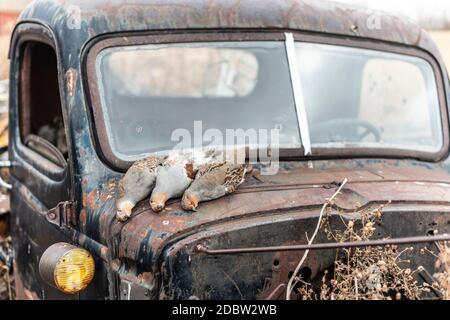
[
  {"x1": 149, "y1": 152, "x2": 196, "y2": 212},
  {"x1": 116, "y1": 155, "x2": 163, "y2": 221},
  {"x1": 181, "y1": 162, "x2": 250, "y2": 211},
  {"x1": 149, "y1": 149, "x2": 224, "y2": 212}
]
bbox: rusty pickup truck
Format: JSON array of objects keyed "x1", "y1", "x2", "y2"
[{"x1": 2, "y1": 0, "x2": 450, "y2": 299}]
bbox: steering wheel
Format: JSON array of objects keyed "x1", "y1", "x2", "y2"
[{"x1": 311, "y1": 118, "x2": 382, "y2": 143}]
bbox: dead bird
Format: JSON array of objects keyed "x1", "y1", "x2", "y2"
[
  {"x1": 149, "y1": 149, "x2": 223, "y2": 212},
  {"x1": 181, "y1": 162, "x2": 250, "y2": 211},
  {"x1": 149, "y1": 152, "x2": 197, "y2": 212},
  {"x1": 116, "y1": 155, "x2": 164, "y2": 221}
]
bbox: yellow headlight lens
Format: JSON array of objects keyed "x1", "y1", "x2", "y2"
[{"x1": 54, "y1": 248, "x2": 95, "y2": 294}]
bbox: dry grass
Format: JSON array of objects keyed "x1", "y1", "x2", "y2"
[
  {"x1": 0, "y1": 235, "x2": 13, "y2": 300},
  {"x1": 296, "y1": 204, "x2": 423, "y2": 300},
  {"x1": 433, "y1": 242, "x2": 450, "y2": 299},
  {"x1": 292, "y1": 188, "x2": 450, "y2": 300}
]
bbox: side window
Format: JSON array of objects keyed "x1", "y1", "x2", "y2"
[{"x1": 19, "y1": 41, "x2": 68, "y2": 167}]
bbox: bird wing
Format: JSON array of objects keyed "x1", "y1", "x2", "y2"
[
  {"x1": 131, "y1": 155, "x2": 163, "y2": 173},
  {"x1": 195, "y1": 162, "x2": 226, "y2": 178},
  {"x1": 223, "y1": 165, "x2": 247, "y2": 194}
]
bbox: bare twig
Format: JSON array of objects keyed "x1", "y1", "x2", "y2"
[
  {"x1": 220, "y1": 268, "x2": 244, "y2": 300},
  {"x1": 286, "y1": 178, "x2": 348, "y2": 300}
]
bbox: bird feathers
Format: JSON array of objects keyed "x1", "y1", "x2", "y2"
[
  {"x1": 181, "y1": 162, "x2": 249, "y2": 211},
  {"x1": 116, "y1": 155, "x2": 163, "y2": 221},
  {"x1": 117, "y1": 148, "x2": 250, "y2": 219}
]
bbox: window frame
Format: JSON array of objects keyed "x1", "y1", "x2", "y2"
[
  {"x1": 11, "y1": 25, "x2": 70, "y2": 180},
  {"x1": 84, "y1": 31, "x2": 450, "y2": 171}
]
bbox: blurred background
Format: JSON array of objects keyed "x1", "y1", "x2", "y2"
[{"x1": 0, "y1": 0, "x2": 29, "y2": 80}]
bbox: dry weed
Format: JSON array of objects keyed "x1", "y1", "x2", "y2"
[
  {"x1": 0, "y1": 235, "x2": 13, "y2": 300},
  {"x1": 297, "y1": 204, "x2": 426, "y2": 300},
  {"x1": 433, "y1": 241, "x2": 450, "y2": 299}
]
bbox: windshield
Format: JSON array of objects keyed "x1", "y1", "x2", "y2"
[
  {"x1": 96, "y1": 42, "x2": 300, "y2": 161},
  {"x1": 95, "y1": 40, "x2": 442, "y2": 161},
  {"x1": 297, "y1": 43, "x2": 442, "y2": 152}
]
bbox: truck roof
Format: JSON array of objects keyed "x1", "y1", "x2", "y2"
[{"x1": 16, "y1": 0, "x2": 441, "y2": 59}]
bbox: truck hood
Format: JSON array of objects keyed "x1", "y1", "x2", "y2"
[{"x1": 103, "y1": 160, "x2": 450, "y2": 268}]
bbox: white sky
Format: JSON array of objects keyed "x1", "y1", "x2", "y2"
[{"x1": 332, "y1": 0, "x2": 450, "y2": 29}]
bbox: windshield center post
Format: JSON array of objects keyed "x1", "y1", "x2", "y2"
[{"x1": 284, "y1": 32, "x2": 312, "y2": 156}]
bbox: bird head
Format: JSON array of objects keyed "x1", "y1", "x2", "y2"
[
  {"x1": 150, "y1": 192, "x2": 169, "y2": 212},
  {"x1": 116, "y1": 199, "x2": 135, "y2": 216},
  {"x1": 116, "y1": 199, "x2": 136, "y2": 221},
  {"x1": 181, "y1": 191, "x2": 199, "y2": 211}
]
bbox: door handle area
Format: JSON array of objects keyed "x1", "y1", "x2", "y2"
[{"x1": 0, "y1": 160, "x2": 12, "y2": 190}]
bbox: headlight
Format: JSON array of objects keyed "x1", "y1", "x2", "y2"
[{"x1": 39, "y1": 242, "x2": 95, "y2": 294}]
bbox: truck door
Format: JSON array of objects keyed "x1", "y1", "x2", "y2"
[{"x1": 8, "y1": 24, "x2": 74, "y2": 300}]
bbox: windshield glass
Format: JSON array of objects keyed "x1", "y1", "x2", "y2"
[
  {"x1": 95, "y1": 40, "x2": 442, "y2": 161},
  {"x1": 296, "y1": 43, "x2": 442, "y2": 152},
  {"x1": 96, "y1": 42, "x2": 301, "y2": 161}
]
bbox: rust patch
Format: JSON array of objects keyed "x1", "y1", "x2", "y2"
[
  {"x1": 258, "y1": 239, "x2": 319, "y2": 299},
  {"x1": 83, "y1": 188, "x2": 99, "y2": 210},
  {"x1": 155, "y1": 216, "x2": 190, "y2": 234},
  {"x1": 0, "y1": 218, "x2": 8, "y2": 238},
  {"x1": 79, "y1": 208, "x2": 87, "y2": 227},
  {"x1": 150, "y1": 236, "x2": 165, "y2": 253},
  {"x1": 66, "y1": 68, "x2": 77, "y2": 97},
  {"x1": 120, "y1": 270, "x2": 154, "y2": 287}
]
